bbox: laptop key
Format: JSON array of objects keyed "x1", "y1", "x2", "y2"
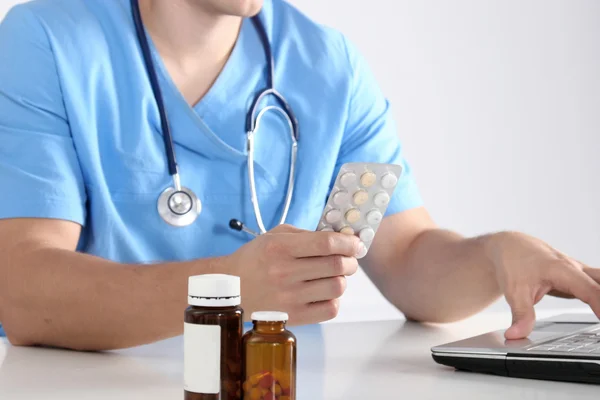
[
  {"x1": 580, "y1": 341, "x2": 598, "y2": 345},
  {"x1": 568, "y1": 349, "x2": 591, "y2": 354},
  {"x1": 528, "y1": 345, "x2": 555, "y2": 351},
  {"x1": 585, "y1": 346, "x2": 600, "y2": 353},
  {"x1": 535, "y1": 332, "x2": 600, "y2": 351},
  {"x1": 556, "y1": 345, "x2": 578, "y2": 350},
  {"x1": 555, "y1": 337, "x2": 576, "y2": 342}
]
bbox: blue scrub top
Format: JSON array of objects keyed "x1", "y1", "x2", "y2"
[{"x1": 0, "y1": 0, "x2": 422, "y2": 263}]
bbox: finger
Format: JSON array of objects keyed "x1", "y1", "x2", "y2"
[
  {"x1": 547, "y1": 289, "x2": 575, "y2": 299},
  {"x1": 550, "y1": 265, "x2": 600, "y2": 317},
  {"x1": 284, "y1": 231, "x2": 363, "y2": 258},
  {"x1": 504, "y1": 287, "x2": 537, "y2": 340},
  {"x1": 289, "y1": 299, "x2": 340, "y2": 325},
  {"x1": 547, "y1": 261, "x2": 599, "y2": 299},
  {"x1": 297, "y1": 276, "x2": 347, "y2": 304},
  {"x1": 287, "y1": 256, "x2": 359, "y2": 282}
]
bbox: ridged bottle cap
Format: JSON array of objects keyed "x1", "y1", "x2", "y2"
[
  {"x1": 251, "y1": 311, "x2": 289, "y2": 322},
  {"x1": 188, "y1": 274, "x2": 241, "y2": 307}
]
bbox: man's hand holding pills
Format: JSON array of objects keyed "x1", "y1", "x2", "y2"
[{"x1": 223, "y1": 224, "x2": 364, "y2": 325}]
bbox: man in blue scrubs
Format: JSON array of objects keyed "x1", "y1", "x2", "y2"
[{"x1": 0, "y1": 0, "x2": 599, "y2": 351}]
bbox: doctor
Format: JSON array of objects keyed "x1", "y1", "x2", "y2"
[{"x1": 0, "y1": 0, "x2": 598, "y2": 351}]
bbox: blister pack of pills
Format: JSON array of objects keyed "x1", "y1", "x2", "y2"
[{"x1": 316, "y1": 162, "x2": 402, "y2": 259}]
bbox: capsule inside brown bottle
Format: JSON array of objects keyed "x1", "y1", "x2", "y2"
[{"x1": 242, "y1": 318, "x2": 296, "y2": 400}]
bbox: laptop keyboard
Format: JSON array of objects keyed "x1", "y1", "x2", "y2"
[{"x1": 528, "y1": 330, "x2": 600, "y2": 354}]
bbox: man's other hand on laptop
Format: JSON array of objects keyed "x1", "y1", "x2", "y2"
[{"x1": 486, "y1": 231, "x2": 600, "y2": 340}]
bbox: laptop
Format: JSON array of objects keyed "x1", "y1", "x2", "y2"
[{"x1": 431, "y1": 313, "x2": 600, "y2": 384}]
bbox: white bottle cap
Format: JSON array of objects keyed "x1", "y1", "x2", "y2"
[
  {"x1": 251, "y1": 311, "x2": 289, "y2": 322},
  {"x1": 188, "y1": 274, "x2": 241, "y2": 307}
]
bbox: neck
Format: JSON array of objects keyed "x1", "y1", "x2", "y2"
[
  {"x1": 138, "y1": 0, "x2": 242, "y2": 69},
  {"x1": 137, "y1": 0, "x2": 243, "y2": 105}
]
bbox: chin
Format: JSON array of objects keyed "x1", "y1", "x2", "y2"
[
  {"x1": 235, "y1": 0, "x2": 264, "y2": 17},
  {"x1": 205, "y1": 0, "x2": 264, "y2": 17}
]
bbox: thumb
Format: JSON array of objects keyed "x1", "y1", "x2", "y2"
[{"x1": 505, "y1": 290, "x2": 536, "y2": 340}]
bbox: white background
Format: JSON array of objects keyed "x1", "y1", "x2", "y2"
[{"x1": 1, "y1": 0, "x2": 598, "y2": 322}]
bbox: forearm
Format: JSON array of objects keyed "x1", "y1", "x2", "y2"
[
  {"x1": 377, "y1": 229, "x2": 502, "y2": 323},
  {"x1": 0, "y1": 245, "x2": 226, "y2": 351}
]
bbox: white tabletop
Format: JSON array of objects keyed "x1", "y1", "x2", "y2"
[{"x1": 0, "y1": 310, "x2": 598, "y2": 399}]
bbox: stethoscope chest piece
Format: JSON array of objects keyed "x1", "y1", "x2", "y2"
[
  {"x1": 157, "y1": 186, "x2": 201, "y2": 227},
  {"x1": 131, "y1": 0, "x2": 298, "y2": 231}
]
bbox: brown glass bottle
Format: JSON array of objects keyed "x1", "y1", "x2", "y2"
[
  {"x1": 242, "y1": 312, "x2": 296, "y2": 400},
  {"x1": 184, "y1": 274, "x2": 243, "y2": 400}
]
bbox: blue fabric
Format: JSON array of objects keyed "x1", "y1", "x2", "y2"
[{"x1": 0, "y1": 0, "x2": 422, "y2": 335}]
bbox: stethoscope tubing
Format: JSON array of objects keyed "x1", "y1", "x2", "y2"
[
  {"x1": 130, "y1": 0, "x2": 299, "y2": 231},
  {"x1": 130, "y1": 0, "x2": 179, "y2": 180},
  {"x1": 247, "y1": 106, "x2": 298, "y2": 234}
]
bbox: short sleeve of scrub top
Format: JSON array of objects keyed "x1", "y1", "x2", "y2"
[
  {"x1": 329, "y1": 35, "x2": 423, "y2": 216},
  {"x1": 0, "y1": 0, "x2": 423, "y2": 264},
  {"x1": 0, "y1": 6, "x2": 87, "y2": 225}
]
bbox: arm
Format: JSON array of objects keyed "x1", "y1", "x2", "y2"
[
  {"x1": 362, "y1": 208, "x2": 600, "y2": 338},
  {"x1": 0, "y1": 219, "x2": 362, "y2": 351},
  {"x1": 361, "y1": 208, "x2": 501, "y2": 323},
  {"x1": 334, "y1": 36, "x2": 502, "y2": 322},
  {"x1": 0, "y1": 218, "x2": 225, "y2": 351},
  {"x1": 335, "y1": 32, "x2": 600, "y2": 338}
]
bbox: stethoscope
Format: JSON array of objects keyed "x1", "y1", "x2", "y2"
[{"x1": 130, "y1": 0, "x2": 299, "y2": 235}]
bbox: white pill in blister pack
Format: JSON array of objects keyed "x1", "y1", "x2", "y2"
[
  {"x1": 316, "y1": 162, "x2": 403, "y2": 259},
  {"x1": 340, "y1": 172, "x2": 357, "y2": 188},
  {"x1": 359, "y1": 227, "x2": 375, "y2": 242},
  {"x1": 332, "y1": 190, "x2": 349, "y2": 206},
  {"x1": 381, "y1": 173, "x2": 398, "y2": 189},
  {"x1": 373, "y1": 191, "x2": 390, "y2": 207},
  {"x1": 325, "y1": 209, "x2": 342, "y2": 224},
  {"x1": 366, "y1": 209, "x2": 383, "y2": 225}
]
